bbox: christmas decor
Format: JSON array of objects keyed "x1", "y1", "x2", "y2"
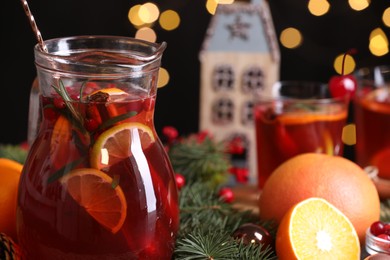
[
  {"x1": 2, "y1": 129, "x2": 390, "y2": 258},
  {"x1": 198, "y1": 0, "x2": 280, "y2": 184}
]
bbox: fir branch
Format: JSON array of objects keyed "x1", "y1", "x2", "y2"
[
  {"x1": 0, "y1": 144, "x2": 28, "y2": 164},
  {"x1": 381, "y1": 199, "x2": 390, "y2": 222},
  {"x1": 175, "y1": 181, "x2": 277, "y2": 259},
  {"x1": 169, "y1": 135, "x2": 231, "y2": 188}
]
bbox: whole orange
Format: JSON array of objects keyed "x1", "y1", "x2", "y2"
[
  {"x1": 259, "y1": 153, "x2": 380, "y2": 244},
  {"x1": 0, "y1": 158, "x2": 23, "y2": 242}
]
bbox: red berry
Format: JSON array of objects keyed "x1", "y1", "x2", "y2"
[
  {"x1": 328, "y1": 49, "x2": 357, "y2": 99},
  {"x1": 53, "y1": 97, "x2": 66, "y2": 109},
  {"x1": 383, "y1": 223, "x2": 390, "y2": 235},
  {"x1": 162, "y1": 126, "x2": 179, "y2": 141},
  {"x1": 329, "y1": 75, "x2": 357, "y2": 98},
  {"x1": 377, "y1": 233, "x2": 390, "y2": 241},
  {"x1": 85, "y1": 118, "x2": 99, "y2": 132},
  {"x1": 218, "y1": 187, "x2": 234, "y2": 203},
  {"x1": 370, "y1": 221, "x2": 385, "y2": 236},
  {"x1": 175, "y1": 173, "x2": 186, "y2": 190}
]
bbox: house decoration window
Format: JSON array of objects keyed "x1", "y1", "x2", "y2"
[
  {"x1": 212, "y1": 64, "x2": 235, "y2": 92},
  {"x1": 242, "y1": 66, "x2": 264, "y2": 93},
  {"x1": 212, "y1": 97, "x2": 234, "y2": 124},
  {"x1": 241, "y1": 100, "x2": 254, "y2": 125}
]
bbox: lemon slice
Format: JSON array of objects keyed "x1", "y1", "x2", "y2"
[
  {"x1": 60, "y1": 168, "x2": 127, "y2": 233},
  {"x1": 90, "y1": 122, "x2": 155, "y2": 170}
]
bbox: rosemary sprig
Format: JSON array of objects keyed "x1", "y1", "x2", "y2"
[{"x1": 52, "y1": 80, "x2": 85, "y2": 128}]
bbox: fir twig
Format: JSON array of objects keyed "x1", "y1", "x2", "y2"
[
  {"x1": 169, "y1": 135, "x2": 231, "y2": 188},
  {"x1": 0, "y1": 144, "x2": 28, "y2": 164},
  {"x1": 175, "y1": 181, "x2": 277, "y2": 259}
]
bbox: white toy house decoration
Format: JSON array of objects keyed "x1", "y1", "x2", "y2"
[{"x1": 199, "y1": 0, "x2": 280, "y2": 183}]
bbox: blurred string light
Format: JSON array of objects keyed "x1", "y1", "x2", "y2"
[
  {"x1": 348, "y1": 0, "x2": 370, "y2": 11},
  {"x1": 369, "y1": 28, "x2": 389, "y2": 56},
  {"x1": 333, "y1": 53, "x2": 355, "y2": 75},
  {"x1": 279, "y1": 27, "x2": 302, "y2": 49},
  {"x1": 157, "y1": 68, "x2": 170, "y2": 88},
  {"x1": 206, "y1": 0, "x2": 235, "y2": 15},
  {"x1": 127, "y1": 2, "x2": 183, "y2": 88},
  {"x1": 159, "y1": 10, "x2": 180, "y2": 31},
  {"x1": 307, "y1": 0, "x2": 330, "y2": 16},
  {"x1": 383, "y1": 7, "x2": 390, "y2": 27},
  {"x1": 342, "y1": 124, "x2": 356, "y2": 146},
  {"x1": 135, "y1": 27, "x2": 156, "y2": 42}
]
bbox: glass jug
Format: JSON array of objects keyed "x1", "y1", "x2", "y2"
[{"x1": 17, "y1": 36, "x2": 180, "y2": 259}]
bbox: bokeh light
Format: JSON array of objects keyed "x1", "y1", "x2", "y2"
[
  {"x1": 369, "y1": 28, "x2": 389, "y2": 56},
  {"x1": 333, "y1": 54, "x2": 355, "y2": 75},
  {"x1": 348, "y1": 0, "x2": 370, "y2": 11},
  {"x1": 135, "y1": 27, "x2": 157, "y2": 42},
  {"x1": 383, "y1": 7, "x2": 390, "y2": 27},
  {"x1": 206, "y1": 0, "x2": 218, "y2": 15},
  {"x1": 139, "y1": 2, "x2": 160, "y2": 24},
  {"x1": 342, "y1": 124, "x2": 356, "y2": 146},
  {"x1": 128, "y1": 5, "x2": 144, "y2": 27},
  {"x1": 157, "y1": 67, "x2": 170, "y2": 88},
  {"x1": 280, "y1": 28, "x2": 303, "y2": 49},
  {"x1": 159, "y1": 10, "x2": 180, "y2": 31},
  {"x1": 308, "y1": 0, "x2": 330, "y2": 16}
]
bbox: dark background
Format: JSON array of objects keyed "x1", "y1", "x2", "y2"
[{"x1": 2, "y1": 0, "x2": 390, "y2": 154}]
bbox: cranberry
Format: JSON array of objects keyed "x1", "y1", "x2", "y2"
[
  {"x1": 377, "y1": 233, "x2": 390, "y2": 241},
  {"x1": 85, "y1": 118, "x2": 99, "y2": 132},
  {"x1": 175, "y1": 173, "x2": 186, "y2": 190},
  {"x1": 53, "y1": 97, "x2": 66, "y2": 109},
  {"x1": 370, "y1": 221, "x2": 385, "y2": 236},
  {"x1": 218, "y1": 187, "x2": 234, "y2": 203},
  {"x1": 162, "y1": 126, "x2": 179, "y2": 142},
  {"x1": 383, "y1": 223, "x2": 390, "y2": 235}
]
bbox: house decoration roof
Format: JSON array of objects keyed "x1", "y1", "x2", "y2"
[{"x1": 200, "y1": 0, "x2": 280, "y2": 62}]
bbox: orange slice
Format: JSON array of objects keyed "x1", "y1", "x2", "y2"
[
  {"x1": 278, "y1": 109, "x2": 347, "y2": 125},
  {"x1": 60, "y1": 168, "x2": 127, "y2": 233},
  {"x1": 90, "y1": 122, "x2": 155, "y2": 170},
  {"x1": 276, "y1": 197, "x2": 360, "y2": 260},
  {"x1": 360, "y1": 88, "x2": 390, "y2": 115},
  {"x1": 90, "y1": 87, "x2": 127, "y2": 97},
  {"x1": 50, "y1": 115, "x2": 74, "y2": 169}
]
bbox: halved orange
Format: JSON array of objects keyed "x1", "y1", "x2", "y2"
[
  {"x1": 60, "y1": 168, "x2": 127, "y2": 233},
  {"x1": 276, "y1": 197, "x2": 360, "y2": 260},
  {"x1": 90, "y1": 122, "x2": 155, "y2": 170}
]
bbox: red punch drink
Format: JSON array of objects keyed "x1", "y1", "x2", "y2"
[
  {"x1": 254, "y1": 81, "x2": 348, "y2": 189},
  {"x1": 354, "y1": 66, "x2": 390, "y2": 179},
  {"x1": 18, "y1": 36, "x2": 179, "y2": 259}
]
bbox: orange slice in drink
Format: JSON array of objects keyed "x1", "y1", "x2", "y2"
[
  {"x1": 360, "y1": 88, "x2": 390, "y2": 114},
  {"x1": 90, "y1": 87, "x2": 128, "y2": 97},
  {"x1": 276, "y1": 197, "x2": 360, "y2": 260},
  {"x1": 90, "y1": 122, "x2": 155, "y2": 170},
  {"x1": 277, "y1": 109, "x2": 347, "y2": 125},
  {"x1": 60, "y1": 168, "x2": 127, "y2": 233}
]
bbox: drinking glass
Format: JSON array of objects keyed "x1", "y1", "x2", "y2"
[
  {"x1": 354, "y1": 65, "x2": 390, "y2": 179},
  {"x1": 254, "y1": 81, "x2": 349, "y2": 189},
  {"x1": 17, "y1": 36, "x2": 179, "y2": 259}
]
